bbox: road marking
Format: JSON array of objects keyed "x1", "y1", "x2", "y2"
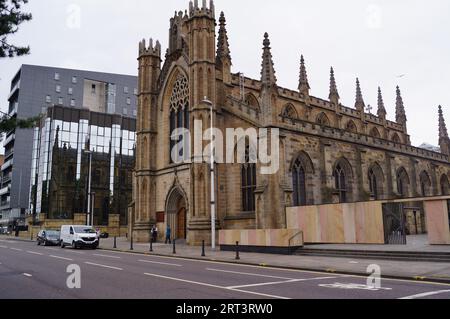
[
  {"x1": 349, "y1": 261, "x2": 359, "y2": 264},
  {"x1": 84, "y1": 262, "x2": 123, "y2": 271},
  {"x1": 26, "y1": 251, "x2": 43, "y2": 256},
  {"x1": 44, "y1": 248, "x2": 59, "y2": 251},
  {"x1": 400, "y1": 290, "x2": 450, "y2": 299},
  {"x1": 207, "y1": 268, "x2": 297, "y2": 280},
  {"x1": 68, "y1": 251, "x2": 84, "y2": 255},
  {"x1": 143, "y1": 272, "x2": 290, "y2": 299},
  {"x1": 227, "y1": 276, "x2": 338, "y2": 289},
  {"x1": 93, "y1": 253, "x2": 121, "y2": 259},
  {"x1": 0, "y1": 245, "x2": 7, "y2": 248},
  {"x1": 49, "y1": 255, "x2": 73, "y2": 261},
  {"x1": 319, "y1": 282, "x2": 392, "y2": 291},
  {"x1": 23, "y1": 273, "x2": 32, "y2": 277},
  {"x1": 99, "y1": 249, "x2": 450, "y2": 287},
  {"x1": 10, "y1": 248, "x2": 23, "y2": 252},
  {"x1": 139, "y1": 260, "x2": 182, "y2": 267}
]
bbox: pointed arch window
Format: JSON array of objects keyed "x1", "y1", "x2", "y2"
[
  {"x1": 317, "y1": 113, "x2": 331, "y2": 127},
  {"x1": 346, "y1": 121, "x2": 357, "y2": 133},
  {"x1": 392, "y1": 133, "x2": 401, "y2": 144},
  {"x1": 241, "y1": 142, "x2": 256, "y2": 212},
  {"x1": 169, "y1": 74, "x2": 189, "y2": 163},
  {"x1": 282, "y1": 104, "x2": 298, "y2": 120},
  {"x1": 334, "y1": 164, "x2": 347, "y2": 203},
  {"x1": 370, "y1": 127, "x2": 381, "y2": 138},
  {"x1": 441, "y1": 175, "x2": 450, "y2": 196},
  {"x1": 420, "y1": 171, "x2": 432, "y2": 197},
  {"x1": 292, "y1": 159, "x2": 307, "y2": 206},
  {"x1": 369, "y1": 168, "x2": 378, "y2": 200},
  {"x1": 397, "y1": 168, "x2": 409, "y2": 197}
]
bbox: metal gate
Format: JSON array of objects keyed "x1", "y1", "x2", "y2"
[{"x1": 382, "y1": 203, "x2": 407, "y2": 245}]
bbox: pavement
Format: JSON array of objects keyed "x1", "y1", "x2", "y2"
[
  {"x1": 1, "y1": 238, "x2": 450, "y2": 299},
  {"x1": 305, "y1": 235, "x2": 450, "y2": 253}
]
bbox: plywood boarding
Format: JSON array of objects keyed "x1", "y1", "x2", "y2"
[
  {"x1": 219, "y1": 229, "x2": 303, "y2": 247},
  {"x1": 425, "y1": 200, "x2": 450, "y2": 245},
  {"x1": 286, "y1": 201, "x2": 384, "y2": 244}
]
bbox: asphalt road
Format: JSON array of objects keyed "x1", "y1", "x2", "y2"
[{"x1": 1, "y1": 239, "x2": 450, "y2": 299}]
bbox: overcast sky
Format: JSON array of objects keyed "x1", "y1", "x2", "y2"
[{"x1": 1, "y1": 0, "x2": 450, "y2": 148}]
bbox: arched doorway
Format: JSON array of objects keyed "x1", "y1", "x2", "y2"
[{"x1": 166, "y1": 187, "x2": 187, "y2": 240}]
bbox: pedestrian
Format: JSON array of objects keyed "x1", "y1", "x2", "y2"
[
  {"x1": 165, "y1": 225, "x2": 172, "y2": 244},
  {"x1": 153, "y1": 225, "x2": 158, "y2": 243}
]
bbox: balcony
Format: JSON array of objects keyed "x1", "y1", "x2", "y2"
[
  {"x1": 7, "y1": 80, "x2": 20, "y2": 101},
  {"x1": 0, "y1": 185, "x2": 10, "y2": 196},
  {"x1": 1, "y1": 158, "x2": 13, "y2": 171},
  {"x1": 8, "y1": 104, "x2": 18, "y2": 117},
  {"x1": 3, "y1": 133, "x2": 15, "y2": 147},
  {"x1": 2, "y1": 173, "x2": 12, "y2": 184},
  {"x1": 4, "y1": 149, "x2": 13, "y2": 159},
  {"x1": 0, "y1": 201, "x2": 11, "y2": 211}
]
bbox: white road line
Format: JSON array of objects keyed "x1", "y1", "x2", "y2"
[
  {"x1": 23, "y1": 273, "x2": 32, "y2": 277},
  {"x1": 0, "y1": 245, "x2": 7, "y2": 248},
  {"x1": 227, "y1": 276, "x2": 338, "y2": 289},
  {"x1": 10, "y1": 248, "x2": 23, "y2": 252},
  {"x1": 207, "y1": 268, "x2": 296, "y2": 280},
  {"x1": 49, "y1": 255, "x2": 73, "y2": 261},
  {"x1": 65, "y1": 250, "x2": 85, "y2": 254},
  {"x1": 26, "y1": 251, "x2": 43, "y2": 256},
  {"x1": 399, "y1": 290, "x2": 450, "y2": 299},
  {"x1": 44, "y1": 248, "x2": 59, "y2": 251},
  {"x1": 93, "y1": 254, "x2": 121, "y2": 259},
  {"x1": 139, "y1": 260, "x2": 182, "y2": 267},
  {"x1": 143, "y1": 272, "x2": 290, "y2": 300},
  {"x1": 84, "y1": 262, "x2": 123, "y2": 271}
]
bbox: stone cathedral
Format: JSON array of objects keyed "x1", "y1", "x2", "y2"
[{"x1": 130, "y1": 0, "x2": 450, "y2": 244}]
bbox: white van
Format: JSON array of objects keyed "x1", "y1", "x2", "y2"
[{"x1": 60, "y1": 225, "x2": 99, "y2": 249}]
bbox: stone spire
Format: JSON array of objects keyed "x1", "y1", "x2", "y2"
[
  {"x1": 377, "y1": 87, "x2": 387, "y2": 119},
  {"x1": 439, "y1": 105, "x2": 449, "y2": 140},
  {"x1": 329, "y1": 67, "x2": 339, "y2": 105},
  {"x1": 298, "y1": 55, "x2": 310, "y2": 96},
  {"x1": 216, "y1": 11, "x2": 231, "y2": 66},
  {"x1": 260, "y1": 32, "x2": 277, "y2": 88},
  {"x1": 395, "y1": 86, "x2": 407, "y2": 124},
  {"x1": 439, "y1": 105, "x2": 450, "y2": 156},
  {"x1": 354, "y1": 78, "x2": 365, "y2": 112}
]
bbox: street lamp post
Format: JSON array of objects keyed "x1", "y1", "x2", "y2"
[
  {"x1": 86, "y1": 150, "x2": 93, "y2": 226},
  {"x1": 91, "y1": 192, "x2": 95, "y2": 227},
  {"x1": 202, "y1": 97, "x2": 216, "y2": 250}
]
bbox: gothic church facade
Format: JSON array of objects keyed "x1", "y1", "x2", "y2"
[{"x1": 130, "y1": 0, "x2": 450, "y2": 244}]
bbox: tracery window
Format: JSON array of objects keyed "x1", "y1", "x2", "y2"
[
  {"x1": 169, "y1": 74, "x2": 189, "y2": 163},
  {"x1": 241, "y1": 143, "x2": 256, "y2": 212},
  {"x1": 334, "y1": 164, "x2": 347, "y2": 203},
  {"x1": 292, "y1": 159, "x2": 307, "y2": 206}
]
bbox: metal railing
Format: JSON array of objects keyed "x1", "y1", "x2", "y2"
[{"x1": 288, "y1": 231, "x2": 304, "y2": 254}]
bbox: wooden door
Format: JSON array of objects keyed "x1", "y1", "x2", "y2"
[{"x1": 177, "y1": 207, "x2": 186, "y2": 239}]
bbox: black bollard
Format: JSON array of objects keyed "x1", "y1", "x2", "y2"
[
  {"x1": 150, "y1": 238, "x2": 153, "y2": 252},
  {"x1": 113, "y1": 236, "x2": 117, "y2": 249},
  {"x1": 235, "y1": 241, "x2": 240, "y2": 260},
  {"x1": 173, "y1": 239, "x2": 176, "y2": 254},
  {"x1": 130, "y1": 235, "x2": 134, "y2": 251},
  {"x1": 201, "y1": 240, "x2": 206, "y2": 257}
]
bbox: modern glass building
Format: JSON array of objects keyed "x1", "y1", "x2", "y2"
[
  {"x1": 0, "y1": 65, "x2": 137, "y2": 229},
  {"x1": 30, "y1": 105, "x2": 136, "y2": 226}
]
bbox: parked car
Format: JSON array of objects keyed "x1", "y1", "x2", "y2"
[
  {"x1": 37, "y1": 230, "x2": 61, "y2": 246},
  {"x1": 99, "y1": 232, "x2": 109, "y2": 239},
  {"x1": 60, "y1": 225, "x2": 99, "y2": 249}
]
